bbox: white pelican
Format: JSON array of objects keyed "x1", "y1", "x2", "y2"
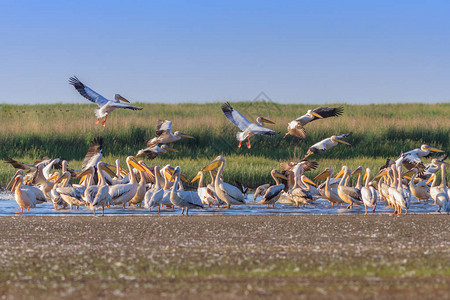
[
  {"x1": 191, "y1": 171, "x2": 219, "y2": 207},
  {"x1": 304, "y1": 133, "x2": 351, "y2": 158},
  {"x1": 427, "y1": 162, "x2": 449, "y2": 213},
  {"x1": 336, "y1": 166, "x2": 362, "y2": 209},
  {"x1": 6, "y1": 169, "x2": 47, "y2": 204},
  {"x1": 10, "y1": 175, "x2": 37, "y2": 213},
  {"x1": 146, "y1": 120, "x2": 194, "y2": 146},
  {"x1": 351, "y1": 166, "x2": 364, "y2": 190},
  {"x1": 221, "y1": 102, "x2": 275, "y2": 149},
  {"x1": 257, "y1": 170, "x2": 287, "y2": 208},
  {"x1": 56, "y1": 171, "x2": 86, "y2": 210},
  {"x1": 109, "y1": 156, "x2": 146, "y2": 208},
  {"x1": 404, "y1": 168, "x2": 430, "y2": 202},
  {"x1": 81, "y1": 136, "x2": 103, "y2": 171},
  {"x1": 4, "y1": 157, "x2": 51, "y2": 184},
  {"x1": 202, "y1": 156, "x2": 245, "y2": 207},
  {"x1": 128, "y1": 161, "x2": 150, "y2": 207},
  {"x1": 360, "y1": 168, "x2": 377, "y2": 215},
  {"x1": 146, "y1": 165, "x2": 175, "y2": 212},
  {"x1": 136, "y1": 144, "x2": 178, "y2": 160},
  {"x1": 314, "y1": 168, "x2": 344, "y2": 206},
  {"x1": 144, "y1": 166, "x2": 162, "y2": 211},
  {"x1": 285, "y1": 164, "x2": 314, "y2": 207},
  {"x1": 400, "y1": 144, "x2": 444, "y2": 171},
  {"x1": 69, "y1": 76, "x2": 142, "y2": 126},
  {"x1": 421, "y1": 154, "x2": 448, "y2": 179},
  {"x1": 285, "y1": 106, "x2": 344, "y2": 138},
  {"x1": 170, "y1": 166, "x2": 203, "y2": 215}
]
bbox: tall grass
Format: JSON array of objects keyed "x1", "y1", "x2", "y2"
[{"x1": 0, "y1": 102, "x2": 448, "y2": 187}]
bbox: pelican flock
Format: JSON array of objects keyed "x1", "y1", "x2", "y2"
[{"x1": 2, "y1": 95, "x2": 448, "y2": 216}]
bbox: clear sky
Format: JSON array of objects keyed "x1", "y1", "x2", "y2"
[{"x1": 1, "y1": 0, "x2": 449, "y2": 104}]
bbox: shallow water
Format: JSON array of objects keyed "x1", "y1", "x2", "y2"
[{"x1": 0, "y1": 192, "x2": 441, "y2": 216}]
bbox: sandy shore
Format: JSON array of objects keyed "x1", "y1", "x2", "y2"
[{"x1": 1, "y1": 215, "x2": 449, "y2": 299}]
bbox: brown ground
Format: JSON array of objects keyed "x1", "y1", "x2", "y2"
[{"x1": 0, "y1": 215, "x2": 449, "y2": 299}]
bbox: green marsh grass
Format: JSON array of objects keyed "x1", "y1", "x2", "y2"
[{"x1": 0, "y1": 102, "x2": 448, "y2": 187}]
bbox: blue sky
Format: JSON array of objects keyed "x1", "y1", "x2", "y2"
[{"x1": 1, "y1": 0, "x2": 449, "y2": 104}]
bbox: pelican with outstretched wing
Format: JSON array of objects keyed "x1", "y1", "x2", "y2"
[
  {"x1": 146, "y1": 120, "x2": 194, "y2": 146},
  {"x1": 399, "y1": 144, "x2": 445, "y2": 172},
  {"x1": 221, "y1": 102, "x2": 275, "y2": 149},
  {"x1": 286, "y1": 106, "x2": 344, "y2": 138},
  {"x1": 304, "y1": 133, "x2": 351, "y2": 158},
  {"x1": 69, "y1": 76, "x2": 142, "y2": 126},
  {"x1": 136, "y1": 144, "x2": 178, "y2": 160}
]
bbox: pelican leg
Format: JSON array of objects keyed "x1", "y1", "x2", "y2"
[
  {"x1": 102, "y1": 115, "x2": 108, "y2": 127},
  {"x1": 123, "y1": 203, "x2": 126, "y2": 209},
  {"x1": 27, "y1": 208, "x2": 30, "y2": 212},
  {"x1": 102, "y1": 206, "x2": 105, "y2": 216},
  {"x1": 404, "y1": 208, "x2": 408, "y2": 215},
  {"x1": 364, "y1": 205, "x2": 368, "y2": 215},
  {"x1": 158, "y1": 206, "x2": 160, "y2": 213},
  {"x1": 186, "y1": 208, "x2": 189, "y2": 216},
  {"x1": 246, "y1": 137, "x2": 251, "y2": 149},
  {"x1": 266, "y1": 204, "x2": 269, "y2": 208},
  {"x1": 181, "y1": 208, "x2": 185, "y2": 215},
  {"x1": 272, "y1": 203, "x2": 275, "y2": 208},
  {"x1": 238, "y1": 141, "x2": 242, "y2": 148},
  {"x1": 96, "y1": 118, "x2": 100, "y2": 124},
  {"x1": 372, "y1": 205, "x2": 376, "y2": 214},
  {"x1": 93, "y1": 209, "x2": 96, "y2": 216}
]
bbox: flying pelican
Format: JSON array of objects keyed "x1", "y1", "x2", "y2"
[
  {"x1": 304, "y1": 133, "x2": 351, "y2": 158},
  {"x1": 314, "y1": 168, "x2": 344, "y2": 206},
  {"x1": 136, "y1": 144, "x2": 178, "y2": 160},
  {"x1": 257, "y1": 170, "x2": 287, "y2": 208},
  {"x1": 108, "y1": 156, "x2": 147, "y2": 208},
  {"x1": 69, "y1": 76, "x2": 142, "y2": 126},
  {"x1": 221, "y1": 102, "x2": 275, "y2": 149},
  {"x1": 10, "y1": 175, "x2": 37, "y2": 213},
  {"x1": 360, "y1": 168, "x2": 377, "y2": 215},
  {"x1": 400, "y1": 144, "x2": 445, "y2": 172},
  {"x1": 335, "y1": 166, "x2": 362, "y2": 209},
  {"x1": 202, "y1": 156, "x2": 245, "y2": 207},
  {"x1": 146, "y1": 120, "x2": 194, "y2": 146},
  {"x1": 285, "y1": 106, "x2": 344, "y2": 139},
  {"x1": 170, "y1": 166, "x2": 203, "y2": 215}
]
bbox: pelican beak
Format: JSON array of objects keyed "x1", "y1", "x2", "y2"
[
  {"x1": 76, "y1": 168, "x2": 94, "y2": 178},
  {"x1": 101, "y1": 165, "x2": 117, "y2": 177},
  {"x1": 260, "y1": 117, "x2": 275, "y2": 124},
  {"x1": 351, "y1": 167, "x2": 362, "y2": 176},
  {"x1": 191, "y1": 173, "x2": 201, "y2": 183},
  {"x1": 128, "y1": 157, "x2": 146, "y2": 172},
  {"x1": 426, "y1": 146, "x2": 444, "y2": 153},
  {"x1": 274, "y1": 170, "x2": 288, "y2": 180},
  {"x1": 373, "y1": 170, "x2": 388, "y2": 180},
  {"x1": 303, "y1": 150, "x2": 314, "y2": 159},
  {"x1": 202, "y1": 159, "x2": 222, "y2": 171},
  {"x1": 402, "y1": 169, "x2": 416, "y2": 177},
  {"x1": 139, "y1": 162, "x2": 154, "y2": 177},
  {"x1": 164, "y1": 167, "x2": 175, "y2": 181},
  {"x1": 178, "y1": 132, "x2": 194, "y2": 139},
  {"x1": 169, "y1": 168, "x2": 180, "y2": 182},
  {"x1": 426, "y1": 175, "x2": 434, "y2": 185},
  {"x1": 363, "y1": 172, "x2": 368, "y2": 182},
  {"x1": 10, "y1": 177, "x2": 20, "y2": 194},
  {"x1": 6, "y1": 171, "x2": 21, "y2": 191},
  {"x1": 55, "y1": 173, "x2": 69, "y2": 184},
  {"x1": 164, "y1": 146, "x2": 178, "y2": 152},
  {"x1": 79, "y1": 175, "x2": 86, "y2": 185},
  {"x1": 336, "y1": 138, "x2": 351, "y2": 145},
  {"x1": 116, "y1": 94, "x2": 130, "y2": 103},
  {"x1": 314, "y1": 169, "x2": 330, "y2": 181},
  {"x1": 302, "y1": 175, "x2": 316, "y2": 186},
  {"x1": 403, "y1": 175, "x2": 412, "y2": 180},
  {"x1": 335, "y1": 169, "x2": 345, "y2": 179},
  {"x1": 310, "y1": 112, "x2": 323, "y2": 119},
  {"x1": 46, "y1": 173, "x2": 60, "y2": 182}
]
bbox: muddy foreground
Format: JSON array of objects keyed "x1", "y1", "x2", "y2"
[{"x1": 0, "y1": 215, "x2": 449, "y2": 299}]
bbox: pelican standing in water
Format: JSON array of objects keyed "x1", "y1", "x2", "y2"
[
  {"x1": 170, "y1": 166, "x2": 203, "y2": 215},
  {"x1": 69, "y1": 76, "x2": 142, "y2": 126},
  {"x1": 427, "y1": 162, "x2": 449, "y2": 213},
  {"x1": 304, "y1": 133, "x2": 351, "y2": 158},
  {"x1": 202, "y1": 156, "x2": 246, "y2": 207},
  {"x1": 336, "y1": 166, "x2": 362, "y2": 209},
  {"x1": 314, "y1": 168, "x2": 344, "y2": 206},
  {"x1": 360, "y1": 168, "x2": 377, "y2": 215},
  {"x1": 109, "y1": 156, "x2": 146, "y2": 208},
  {"x1": 285, "y1": 106, "x2": 344, "y2": 139},
  {"x1": 221, "y1": 102, "x2": 275, "y2": 149},
  {"x1": 257, "y1": 170, "x2": 287, "y2": 208},
  {"x1": 10, "y1": 175, "x2": 37, "y2": 213}
]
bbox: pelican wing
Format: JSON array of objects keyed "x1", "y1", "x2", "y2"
[
  {"x1": 245, "y1": 123, "x2": 276, "y2": 136},
  {"x1": 288, "y1": 121, "x2": 306, "y2": 138},
  {"x1": 82, "y1": 137, "x2": 103, "y2": 171},
  {"x1": 280, "y1": 160, "x2": 318, "y2": 172},
  {"x1": 57, "y1": 187, "x2": 83, "y2": 199},
  {"x1": 108, "y1": 184, "x2": 134, "y2": 199},
  {"x1": 146, "y1": 130, "x2": 175, "y2": 146},
  {"x1": 262, "y1": 184, "x2": 284, "y2": 203},
  {"x1": 379, "y1": 158, "x2": 395, "y2": 171},
  {"x1": 309, "y1": 138, "x2": 332, "y2": 153},
  {"x1": 107, "y1": 102, "x2": 143, "y2": 110},
  {"x1": 69, "y1": 76, "x2": 109, "y2": 106},
  {"x1": 221, "y1": 102, "x2": 253, "y2": 131},
  {"x1": 298, "y1": 106, "x2": 344, "y2": 125},
  {"x1": 219, "y1": 182, "x2": 245, "y2": 204},
  {"x1": 177, "y1": 191, "x2": 203, "y2": 208},
  {"x1": 4, "y1": 157, "x2": 37, "y2": 171},
  {"x1": 336, "y1": 133, "x2": 351, "y2": 139},
  {"x1": 155, "y1": 120, "x2": 172, "y2": 136},
  {"x1": 340, "y1": 186, "x2": 362, "y2": 201}
]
